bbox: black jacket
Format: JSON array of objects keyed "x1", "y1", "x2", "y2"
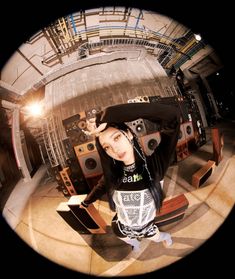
[{"x1": 83, "y1": 102, "x2": 181, "y2": 205}]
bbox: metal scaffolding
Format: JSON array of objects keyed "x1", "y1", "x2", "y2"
[{"x1": 41, "y1": 114, "x2": 67, "y2": 168}]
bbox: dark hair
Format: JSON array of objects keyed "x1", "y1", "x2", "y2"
[{"x1": 95, "y1": 122, "x2": 164, "y2": 212}]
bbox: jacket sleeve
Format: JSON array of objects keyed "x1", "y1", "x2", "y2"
[
  {"x1": 152, "y1": 112, "x2": 180, "y2": 180},
  {"x1": 96, "y1": 102, "x2": 180, "y2": 126},
  {"x1": 83, "y1": 175, "x2": 106, "y2": 205},
  {"x1": 97, "y1": 102, "x2": 181, "y2": 180}
]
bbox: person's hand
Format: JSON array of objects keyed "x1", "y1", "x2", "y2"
[
  {"x1": 80, "y1": 201, "x2": 89, "y2": 208},
  {"x1": 83, "y1": 118, "x2": 107, "y2": 137},
  {"x1": 86, "y1": 117, "x2": 97, "y2": 133}
]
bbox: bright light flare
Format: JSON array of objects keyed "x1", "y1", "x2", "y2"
[{"x1": 26, "y1": 103, "x2": 43, "y2": 116}]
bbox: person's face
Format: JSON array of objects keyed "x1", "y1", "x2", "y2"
[{"x1": 98, "y1": 127, "x2": 135, "y2": 165}]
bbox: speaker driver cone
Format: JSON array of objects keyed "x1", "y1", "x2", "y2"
[{"x1": 85, "y1": 158, "x2": 97, "y2": 170}]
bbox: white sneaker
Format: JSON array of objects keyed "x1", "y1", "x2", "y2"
[
  {"x1": 131, "y1": 244, "x2": 141, "y2": 253},
  {"x1": 163, "y1": 236, "x2": 173, "y2": 247},
  {"x1": 129, "y1": 238, "x2": 141, "y2": 252}
]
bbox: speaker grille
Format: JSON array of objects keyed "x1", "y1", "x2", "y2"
[{"x1": 85, "y1": 158, "x2": 97, "y2": 170}]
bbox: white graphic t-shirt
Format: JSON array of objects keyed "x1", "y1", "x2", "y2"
[
  {"x1": 113, "y1": 189, "x2": 156, "y2": 228},
  {"x1": 112, "y1": 165, "x2": 156, "y2": 229}
]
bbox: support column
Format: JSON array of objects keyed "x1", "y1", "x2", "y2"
[
  {"x1": 190, "y1": 89, "x2": 208, "y2": 127},
  {"x1": 12, "y1": 108, "x2": 31, "y2": 181},
  {"x1": 201, "y1": 76, "x2": 221, "y2": 119}
]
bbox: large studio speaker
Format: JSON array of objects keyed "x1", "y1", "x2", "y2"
[
  {"x1": 149, "y1": 95, "x2": 161, "y2": 103},
  {"x1": 194, "y1": 119, "x2": 206, "y2": 147},
  {"x1": 85, "y1": 106, "x2": 101, "y2": 120},
  {"x1": 192, "y1": 160, "x2": 216, "y2": 188},
  {"x1": 62, "y1": 137, "x2": 76, "y2": 159},
  {"x1": 125, "y1": 118, "x2": 147, "y2": 137},
  {"x1": 155, "y1": 194, "x2": 189, "y2": 227},
  {"x1": 126, "y1": 97, "x2": 149, "y2": 137},
  {"x1": 56, "y1": 202, "x2": 90, "y2": 234},
  {"x1": 177, "y1": 100, "x2": 192, "y2": 122},
  {"x1": 177, "y1": 124, "x2": 186, "y2": 146},
  {"x1": 50, "y1": 165, "x2": 70, "y2": 197},
  {"x1": 139, "y1": 132, "x2": 161, "y2": 156},
  {"x1": 211, "y1": 128, "x2": 224, "y2": 165},
  {"x1": 62, "y1": 111, "x2": 92, "y2": 146},
  {"x1": 59, "y1": 167, "x2": 77, "y2": 196},
  {"x1": 66, "y1": 157, "x2": 90, "y2": 194},
  {"x1": 176, "y1": 124, "x2": 189, "y2": 162},
  {"x1": 69, "y1": 131, "x2": 88, "y2": 147},
  {"x1": 74, "y1": 141, "x2": 103, "y2": 178},
  {"x1": 183, "y1": 122, "x2": 194, "y2": 141},
  {"x1": 149, "y1": 96, "x2": 192, "y2": 123},
  {"x1": 67, "y1": 195, "x2": 107, "y2": 234},
  {"x1": 127, "y1": 95, "x2": 150, "y2": 103},
  {"x1": 144, "y1": 119, "x2": 161, "y2": 134},
  {"x1": 62, "y1": 112, "x2": 86, "y2": 133}
]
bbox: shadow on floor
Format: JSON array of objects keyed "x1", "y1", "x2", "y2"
[{"x1": 56, "y1": 202, "x2": 208, "y2": 262}]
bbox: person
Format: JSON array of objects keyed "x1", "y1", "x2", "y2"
[{"x1": 81, "y1": 102, "x2": 180, "y2": 252}]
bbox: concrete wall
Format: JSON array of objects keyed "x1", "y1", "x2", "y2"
[{"x1": 43, "y1": 54, "x2": 174, "y2": 121}]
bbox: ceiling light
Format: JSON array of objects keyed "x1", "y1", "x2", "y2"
[{"x1": 194, "y1": 34, "x2": 202, "y2": 41}]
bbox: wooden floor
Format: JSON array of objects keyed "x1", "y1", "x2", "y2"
[{"x1": 2, "y1": 119, "x2": 235, "y2": 276}]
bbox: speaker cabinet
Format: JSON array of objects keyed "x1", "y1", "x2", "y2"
[
  {"x1": 177, "y1": 100, "x2": 192, "y2": 122},
  {"x1": 139, "y1": 132, "x2": 161, "y2": 156},
  {"x1": 194, "y1": 120, "x2": 206, "y2": 147},
  {"x1": 59, "y1": 167, "x2": 77, "y2": 196},
  {"x1": 51, "y1": 165, "x2": 70, "y2": 197},
  {"x1": 177, "y1": 124, "x2": 186, "y2": 146},
  {"x1": 69, "y1": 130, "x2": 88, "y2": 146},
  {"x1": 67, "y1": 195, "x2": 107, "y2": 234},
  {"x1": 149, "y1": 96, "x2": 192, "y2": 123},
  {"x1": 66, "y1": 157, "x2": 90, "y2": 194},
  {"x1": 62, "y1": 111, "x2": 86, "y2": 133},
  {"x1": 62, "y1": 138, "x2": 76, "y2": 159},
  {"x1": 183, "y1": 122, "x2": 194, "y2": 141},
  {"x1": 149, "y1": 95, "x2": 161, "y2": 103},
  {"x1": 212, "y1": 128, "x2": 224, "y2": 165},
  {"x1": 127, "y1": 96, "x2": 150, "y2": 103},
  {"x1": 125, "y1": 118, "x2": 147, "y2": 137},
  {"x1": 144, "y1": 119, "x2": 161, "y2": 134},
  {"x1": 56, "y1": 202, "x2": 90, "y2": 234},
  {"x1": 192, "y1": 160, "x2": 216, "y2": 188},
  {"x1": 62, "y1": 112, "x2": 92, "y2": 146},
  {"x1": 154, "y1": 96, "x2": 178, "y2": 106},
  {"x1": 85, "y1": 106, "x2": 101, "y2": 120},
  {"x1": 155, "y1": 194, "x2": 189, "y2": 227},
  {"x1": 176, "y1": 142, "x2": 190, "y2": 162},
  {"x1": 74, "y1": 141, "x2": 103, "y2": 178}
]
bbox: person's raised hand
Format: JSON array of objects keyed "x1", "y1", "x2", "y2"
[{"x1": 83, "y1": 118, "x2": 107, "y2": 137}]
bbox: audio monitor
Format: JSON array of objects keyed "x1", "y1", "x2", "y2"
[
  {"x1": 139, "y1": 132, "x2": 161, "y2": 156},
  {"x1": 155, "y1": 194, "x2": 189, "y2": 227},
  {"x1": 59, "y1": 167, "x2": 77, "y2": 196},
  {"x1": 192, "y1": 160, "x2": 216, "y2": 188},
  {"x1": 211, "y1": 128, "x2": 224, "y2": 165},
  {"x1": 74, "y1": 141, "x2": 103, "y2": 178},
  {"x1": 56, "y1": 202, "x2": 90, "y2": 234},
  {"x1": 67, "y1": 195, "x2": 107, "y2": 234}
]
